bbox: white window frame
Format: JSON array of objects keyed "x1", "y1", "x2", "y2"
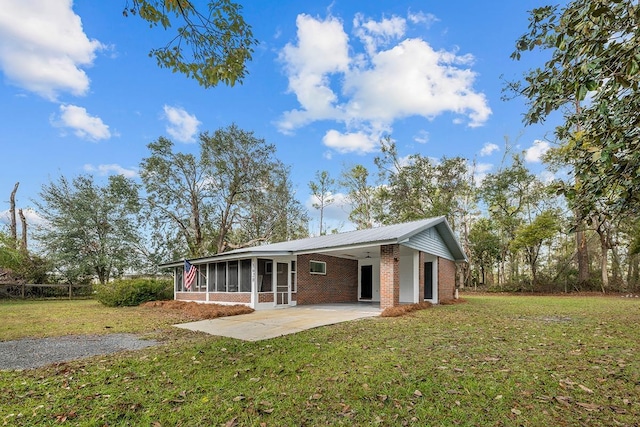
[
  {"x1": 309, "y1": 260, "x2": 327, "y2": 275},
  {"x1": 291, "y1": 260, "x2": 297, "y2": 293}
]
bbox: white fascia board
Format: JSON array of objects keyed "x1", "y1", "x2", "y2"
[
  {"x1": 159, "y1": 251, "x2": 293, "y2": 268},
  {"x1": 293, "y1": 240, "x2": 398, "y2": 256}
]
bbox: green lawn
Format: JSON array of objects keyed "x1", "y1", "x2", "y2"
[
  {"x1": 1, "y1": 295, "x2": 639, "y2": 426},
  {"x1": 0, "y1": 299, "x2": 193, "y2": 341}
]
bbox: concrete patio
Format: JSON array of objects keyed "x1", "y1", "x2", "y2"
[{"x1": 174, "y1": 303, "x2": 381, "y2": 341}]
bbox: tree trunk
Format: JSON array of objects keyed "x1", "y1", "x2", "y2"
[
  {"x1": 611, "y1": 244, "x2": 621, "y2": 291},
  {"x1": 9, "y1": 182, "x2": 19, "y2": 248},
  {"x1": 460, "y1": 217, "x2": 470, "y2": 289},
  {"x1": 573, "y1": 101, "x2": 590, "y2": 287},
  {"x1": 576, "y1": 227, "x2": 590, "y2": 285},
  {"x1": 190, "y1": 189, "x2": 203, "y2": 256},
  {"x1": 530, "y1": 255, "x2": 537, "y2": 289},
  {"x1": 18, "y1": 208, "x2": 27, "y2": 252},
  {"x1": 598, "y1": 229, "x2": 608, "y2": 292}
]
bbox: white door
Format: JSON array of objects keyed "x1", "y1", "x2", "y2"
[{"x1": 275, "y1": 262, "x2": 289, "y2": 305}]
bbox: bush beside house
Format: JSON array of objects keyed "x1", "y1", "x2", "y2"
[{"x1": 95, "y1": 278, "x2": 173, "y2": 307}]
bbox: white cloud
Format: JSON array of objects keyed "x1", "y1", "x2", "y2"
[
  {"x1": 278, "y1": 12, "x2": 491, "y2": 154},
  {"x1": 278, "y1": 14, "x2": 350, "y2": 133},
  {"x1": 398, "y1": 154, "x2": 415, "y2": 169},
  {"x1": 83, "y1": 163, "x2": 138, "y2": 178},
  {"x1": 163, "y1": 105, "x2": 201, "y2": 143},
  {"x1": 0, "y1": 208, "x2": 46, "y2": 227},
  {"x1": 322, "y1": 129, "x2": 378, "y2": 154},
  {"x1": 343, "y1": 39, "x2": 489, "y2": 125},
  {"x1": 407, "y1": 11, "x2": 439, "y2": 26},
  {"x1": 414, "y1": 130, "x2": 429, "y2": 144},
  {"x1": 54, "y1": 104, "x2": 111, "y2": 141},
  {"x1": 525, "y1": 139, "x2": 551, "y2": 163},
  {"x1": 353, "y1": 13, "x2": 406, "y2": 56},
  {"x1": 480, "y1": 142, "x2": 499, "y2": 156},
  {"x1": 539, "y1": 170, "x2": 555, "y2": 184},
  {"x1": 305, "y1": 192, "x2": 352, "y2": 234},
  {"x1": 0, "y1": 0, "x2": 103, "y2": 100},
  {"x1": 471, "y1": 161, "x2": 493, "y2": 185}
]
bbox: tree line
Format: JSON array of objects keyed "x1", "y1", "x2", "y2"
[
  {"x1": 2, "y1": 0, "x2": 638, "y2": 293},
  {"x1": 1, "y1": 124, "x2": 309, "y2": 286},
  {"x1": 3, "y1": 124, "x2": 638, "y2": 294},
  {"x1": 309, "y1": 137, "x2": 639, "y2": 294}
]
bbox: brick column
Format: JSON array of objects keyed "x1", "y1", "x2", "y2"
[{"x1": 380, "y1": 244, "x2": 400, "y2": 309}]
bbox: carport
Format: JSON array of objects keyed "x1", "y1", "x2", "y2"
[{"x1": 174, "y1": 303, "x2": 381, "y2": 341}]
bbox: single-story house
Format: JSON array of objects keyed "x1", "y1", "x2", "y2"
[{"x1": 159, "y1": 216, "x2": 467, "y2": 310}]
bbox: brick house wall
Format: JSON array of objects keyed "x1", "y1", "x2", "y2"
[
  {"x1": 380, "y1": 244, "x2": 400, "y2": 309},
  {"x1": 258, "y1": 293, "x2": 274, "y2": 303},
  {"x1": 438, "y1": 257, "x2": 456, "y2": 302},
  {"x1": 208, "y1": 293, "x2": 251, "y2": 303},
  {"x1": 296, "y1": 254, "x2": 358, "y2": 305},
  {"x1": 175, "y1": 292, "x2": 206, "y2": 301}
]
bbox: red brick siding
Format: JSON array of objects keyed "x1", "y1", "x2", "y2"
[
  {"x1": 380, "y1": 244, "x2": 400, "y2": 309},
  {"x1": 296, "y1": 254, "x2": 358, "y2": 305},
  {"x1": 438, "y1": 257, "x2": 456, "y2": 302},
  {"x1": 176, "y1": 292, "x2": 206, "y2": 301},
  {"x1": 208, "y1": 293, "x2": 251, "y2": 303},
  {"x1": 258, "y1": 293, "x2": 274, "y2": 303}
]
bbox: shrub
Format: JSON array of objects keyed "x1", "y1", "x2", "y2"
[{"x1": 95, "y1": 278, "x2": 173, "y2": 307}]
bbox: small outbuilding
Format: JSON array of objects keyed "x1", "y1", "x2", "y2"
[{"x1": 159, "y1": 217, "x2": 467, "y2": 310}]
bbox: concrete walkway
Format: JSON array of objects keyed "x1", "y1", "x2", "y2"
[{"x1": 175, "y1": 303, "x2": 381, "y2": 341}]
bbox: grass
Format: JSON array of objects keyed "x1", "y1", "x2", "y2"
[
  {"x1": 1, "y1": 295, "x2": 639, "y2": 426},
  {"x1": 0, "y1": 299, "x2": 191, "y2": 341}
]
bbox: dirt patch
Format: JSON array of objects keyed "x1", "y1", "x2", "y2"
[{"x1": 141, "y1": 300, "x2": 254, "y2": 320}]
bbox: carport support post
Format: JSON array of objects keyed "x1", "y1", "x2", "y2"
[{"x1": 380, "y1": 244, "x2": 400, "y2": 310}]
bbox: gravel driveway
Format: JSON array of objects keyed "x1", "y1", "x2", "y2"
[{"x1": 0, "y1": 334, "x2": 158, "y2": 370}]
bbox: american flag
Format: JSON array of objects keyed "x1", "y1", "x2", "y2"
[{"x1": 184, "y1": 260, "x2": 197, "y2": 290}]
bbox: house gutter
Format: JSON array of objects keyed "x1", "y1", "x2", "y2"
[{"x1": 158, "y1": 251, "x2": 293, "y2": 269}]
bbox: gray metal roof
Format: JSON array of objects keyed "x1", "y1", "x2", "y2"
[
  {"x1": 228, "y1": 216, "x2": 445, "y2": 253},
  {"x1": 159, "y1": 216, "x2": 466, "y2": 268}
]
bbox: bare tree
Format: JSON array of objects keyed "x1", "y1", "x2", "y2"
[
  {"x1": 9, "y1": 182, "x2": 19, "y2": 248},
  {"x1": 18, "y1": 208, "x2": 27, "y2": 252}
]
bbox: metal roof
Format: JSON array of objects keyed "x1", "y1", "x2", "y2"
[
  {"x1": 231, "y1": 217, "x2": 445, "y2": 253},
  {"x1": 159, "y1": 216, "x2": 466, "y2": 267}
]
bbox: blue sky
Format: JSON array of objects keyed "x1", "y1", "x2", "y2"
[{"x1": 0, "y1": 0, "x2": 563, "y2": 234}]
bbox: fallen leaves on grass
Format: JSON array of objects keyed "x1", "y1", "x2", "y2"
[
  {"x1": 439, "y1": 298, "x2": 466, "y2": 305},
  {"x1": 141, "y1": 300, "x2": 253, "y2": 320},
  {"x1": 575, "y1": 402, "x2": 602, "y2": 411}
]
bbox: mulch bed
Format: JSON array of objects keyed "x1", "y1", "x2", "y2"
[{"x1": 141, "y1": 300, "x2": 254, "y2": 320}]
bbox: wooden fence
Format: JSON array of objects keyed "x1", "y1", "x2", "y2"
[{"x1": 0, "y1": 283, "x2": 93, "y2": 299}]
